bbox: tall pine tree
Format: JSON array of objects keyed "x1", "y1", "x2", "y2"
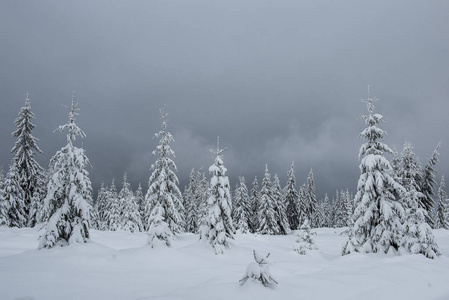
[
  {"x1": 435, "y1": 176, "x2": 449, "y2": 229},
  {"x1": 419, "y1": 144, "x2": 440, "y2": 228},
  {"x1": 39, "y1": 92, "x2": 92, "y2": 248},
  {"x1": 146, "y1": 106, "x2": 183, "y2": 247},
  {"x1": 258, "y1": 165, "x2": 280, "y2": 235},
  {"x1": 200, "y1": 137, "x2": 234, "y2": 254},
  {"x1": 399, "y1": 142, "x2": 439, "y2": 258},
  {"x1": 285, "y1": 162, "x2": 300, "y2": 230},
  {"x1": 343, "y1": 89, "x2": 404, "y2": 255},
  {"x1": 233, "y1": 176, "x2": 251, "y2": 233},
  {"x1": 11, "y1": 93, "x2": 46, "y2": 227}
]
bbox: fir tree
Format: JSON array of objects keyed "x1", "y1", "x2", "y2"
[
  {"x1": 285, "y1": 162, "x2": 300, "y2": 230},
  {"x1": 343, "y1": 89, "x2": 404, "y2": 255},
  {"x1": 293, "y1": 219, "x2": 318, "y2": 255},
  {"x1": 399, "y1": 142, "x2": 440, "y2": 258},
  {"x1": 96, "y1": 182, "x2": 109, "y2": 230},
  {"x1": 250, "y1": 176, "x2": 260, "y2": 233},
  {"x1": 39, "y1": 92, "x2": 92, "y2": 248},
  {"x1": 134, "y1": 182, "x2": 145, "y2": 230},
  {"x1": 10, "y1": 93, "x2": 46, "y2": 227},
  {"x1": 258, "y1": 165, "x2": 280, "y2": 235},
  {"x1": 119, "y1": 173, "x2": 143, "y2": 232},
  {"x1": 200, "y1": 137, "x2": 234, "y2": 254},
  {"x1": 420, "y1": 144, "x2": 440, "y2": 228},
  {"x1": 105, "y1": 179, "x2": 121, "y2": 231},
  {"x1": 184, "y1": 168, "x2": 199, "y2": 233},
  {"x1": 306, "y1": 169, "x2": 318, "y2": 228},
  {"x1": 298, "y1": 184, "x2": 308, "y2": 226},
  {"x1": 2, "y1": 164, "x2": 26, "y2": 227},
  {"x1": 146, "y1": 106, "x2": 184, "y2": 247},
  {"x1": 234, "y1": 176, "x2": 251, "y2": 233},
  {"x1": 322, "y1": 194, "x2": 332, "y2": 227},
  {"x1": 272, "y1": 174, "x2": 290, "y2": 234},
  {"x1": 435, "y1": 176, "x2": 449, "y2": 229}
]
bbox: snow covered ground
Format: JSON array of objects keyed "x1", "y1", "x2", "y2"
[{"x1": 1, "y1": 227, "x2": 449, "y2": 300}]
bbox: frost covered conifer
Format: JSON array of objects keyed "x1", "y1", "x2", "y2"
[
  {"x1": 184, "y1": 168, "x2": 200, "y2": 233},
  {"x1": 285, "y1": 162, "x2": 300, "y2": 230},
  {"x1": 146, "y1": 107, "x2": 183, "y2": 247},
  {"x1": 343, "y1": 89, "x2": 404, "y2": 255},
  {"x1": 272, "y1": 174, "x2": 290, "y2": 234},
  {"x1": 10, "y1": 93, "x2": 46, "y2": 227},
  {"x1": 105, "y1": 179, "x2": 121, "y2": 231},
  {"x1": 134, "y1": 183, "x2": 145, "y2": 229},
  {"x1": 298, "y1": 184, "x2": 308, "y2": 226},
  {"x1": 200, "y1": 137, "x2": 234, "y2": 254},
  {"x1": 119, "y1": 173, "x2": 143, "y2": 232},
  {"x1": 399, "y1": 142, "x2": 440, "y2": 258},
  {"x1": 293, "y1": 219, "x2": 318, "y2": 255},
  {"x1": 322, "y1": 194, "x2": 332, "y2": 227},
  {"x1": 234, "y1": 176, "x2": 251, "y2": 233},
  {"x1": 420, "y1": 144, "x2": 440, "y2": 228},
  {"x1": 250, "y1": 176, "x2": 260, "y2": 233},
  {"x1": 239, "y1": 250, "x2": 278, "y2": 288},
  {"x1": 306, "y1": 169, "x2": 318, "y2": 228},
  {"x1": 95, "y1": 182, "x2": 109, "y2": 230},
  {"x1": 39, "y1": 92, "x2": 92, "y2": 248},
  {"x1": 435, "y1": 176, "x2": 449, "y2": 229},
  {"x1": 2, "y1": 164, "x2": 26, "y2": 227},
  {"x1": 258, "y1": 165, "x2": 280, "y2": 235}
]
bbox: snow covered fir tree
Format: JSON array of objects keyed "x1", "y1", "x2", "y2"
[
  {"x1": 118, "y1": 173, "x2": 143, "y2": 232},
  {"x1": 233, "y1": 176, "x2": 251, "y2": 233},
  {"x1": 10, "y1": 93, "x2": 46, "y2": 227},
  {"x1": 435, "y1": 176, "x2": 449, "y2": 229},
  {"x1": 293, "y1": 219, "x2": 319, "y2": 255},
  {"x1": 39, "y1": 92, "x2": 93, "y2": 249},
  {"x1": 258, "y1": 165, "x2": 281, "y2": 235},
  {"x1": 398, "y1": 142, "x2": 440, "y2": 258},
  {"x1": 285, "y1": 162, "x2": 300, "y2": 230},
  {"x1": 145, "y1": 106, "x2": 184, "y2": 247},
  {"x1": 343, "y1": 89, "x2": 405, "y2": 256},
  {"x1": 200, "y1": 137, "x2": 234, "y2": 254}
]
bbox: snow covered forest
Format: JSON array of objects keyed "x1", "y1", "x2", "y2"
[{"x1": 1, "y1": 89, "x2": 449, "y2": 299}]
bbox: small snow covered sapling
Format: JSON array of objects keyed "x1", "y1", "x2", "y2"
[
  {"x1": 293, "y1": 219, "x2": 318, "y2": 255},
  {"x1": 239, "y1": 250, "x2": 278, "y2": 288}
]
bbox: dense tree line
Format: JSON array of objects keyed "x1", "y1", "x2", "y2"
[{"x1": 0, "y1": 91, "x2": 448, "y2": 259}]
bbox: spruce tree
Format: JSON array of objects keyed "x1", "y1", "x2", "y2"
[
  {"x1": 119, "y1": 173, "x2": 143, "y2": 232},
  {"x1": 39, "y1": 92, "x2": 92, "y2": 248},
  {"x1": 322, "y1": 194, "x2": 331, "y2": 227},
  {"x1": 10, "y1": 93, "x2": 46, "y2": 226},
  {"x1": 436, "y1": 176, "x2": 449, "y2": 229},
  {"x1": 105, "y1": 179, "x2": 121, "y2": 231},
  {"x1": 293, "y1": 219, "x2": 318, "y2": 255},
  {"x1": 420, "y1": 144, "x2": 440, "y2": 228},
  {"x1": 285, "y1": 162, "x2": 300, "y2": 230},
  {"x1": 96, "y1": 182, "x2": 109, "y2": 230},
  {"x1": 343, "y1": 89, "x2": 404, "y2": 255},
  {"x1": 258, "y1": 165, "x2": 280, "y2": 235},
  {"x1": 298, "y1": 184, "x2": 308, "y2": 226},
  {"x1": 146, "y1": 107, "x2": 184, "y2": 247},
  {"x1": 306, "y1": 169, "x2": 318, "y2": 228},
  {"x1": 250, "y1": 176, "x2": 260, "y2": 233},
  {"x1": 200, "y1": 137, "x2": 234, "y2": 254},
  {"x1": 272, "y1": 174, "x2": 290, "y2": 234},
  {"x1": 399, "y1": 142, "x2": 440, "y2": 258},
  {"x1": 134, "y1": 182, "x2": 145, "y2": 230},
  {"x1": 2, "y1": 164, "x2": 26, "y2": 227},
  {"x1": 184, "y1": 168, "x2": 199, "y2": 233},
  {"x1": 234, "y1": 176, "x2": 251, "y2": 233}
]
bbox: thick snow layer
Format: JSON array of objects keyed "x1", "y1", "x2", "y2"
[{"x1": 1, "y1": 227, "x2": 449, "y2": 300}]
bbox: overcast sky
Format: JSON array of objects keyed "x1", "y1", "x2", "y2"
[{"x1": 1, "y1": 1, "x2": 448, "y2": 200}]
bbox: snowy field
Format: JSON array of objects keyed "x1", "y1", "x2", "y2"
[{"x1": 1, "y1": 227, "x2": 449, "y2": 300}]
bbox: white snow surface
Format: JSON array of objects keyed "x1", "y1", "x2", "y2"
[{"x1": 1, "y1": 227, "x2": 449, "y2": 300}]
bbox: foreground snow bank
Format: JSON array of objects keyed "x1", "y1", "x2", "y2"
[{"x1": 0, "y1": 227, "x2": 449, "y2": 300}]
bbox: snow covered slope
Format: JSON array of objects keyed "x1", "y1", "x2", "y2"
[{"x1": 1, "y1": 227, "x2": 448, "y2": 300}]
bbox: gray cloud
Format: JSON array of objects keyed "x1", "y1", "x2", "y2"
[{"x1": 1, "y1": 1, "x2": 448, "y2": 200}]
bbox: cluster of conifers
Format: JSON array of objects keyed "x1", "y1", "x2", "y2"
[{"x1": 1, "y1": 91, "x2": 448, "y2": 259}]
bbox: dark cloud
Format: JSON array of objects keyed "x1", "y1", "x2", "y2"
[{"x1": 1, "y1": 1, "x2": 448, "y2": 200}]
